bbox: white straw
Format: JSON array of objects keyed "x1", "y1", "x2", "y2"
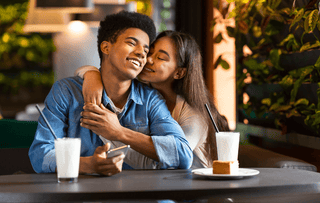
[{"x1": 36, "y1": 104, "x2": 58, "y2": 139}]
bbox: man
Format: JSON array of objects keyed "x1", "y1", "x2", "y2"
[{"x1": 29, "y1": 11, "x2": 193, "y2": 176}]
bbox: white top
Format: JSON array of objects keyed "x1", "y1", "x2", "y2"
[
  {"x1": 173, "y1": 95, "x2": 211, "y2": 168},
  {"x1": 75, "y1": 65, "x2": 211, "y2": 168}
]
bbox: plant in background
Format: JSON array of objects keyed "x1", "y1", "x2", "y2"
[
  {"x1": 213, "y1": 0, "x2": 320, "y2": 136},
  {"x1": 0, "y1": 2, "x2": 56, "y2": 95}
]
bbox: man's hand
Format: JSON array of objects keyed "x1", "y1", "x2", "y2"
[
  {"x1": 90, "y1": 143, "x2": 124, "y2": 176},
  {"x1": 83, "y1": 70, "x2": 103, "y2": 106},
  {"x1": 80, "y1": 103, "x2": 123, "y2": 141}
]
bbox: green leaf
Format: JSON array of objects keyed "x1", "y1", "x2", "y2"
[
  {"x1": 214, "y1": 33, "x2": 223, "y2": 43},
  {"x1": 279, "y1": 75, "x2": 294, "y2": 88},
  {"x1": 300, "y1": 41, "x2": 320, "y2": 52},
  {"x1": 269, "y1": 49, "x2": 281, "y2": 68},
  {"x1": 290, "y1": 66, "x2": 313, "y2": 102},
  {"x1": 214, "y1": 55, "x2": 222, "y2": 70},
  {"x1": 219, "y1": 59, "x2": 230, "y2": 70},
  {"x1": 304, "y1": 15, "x2": 310, "y2": 33},
  {"x1": 309, "y1": 9, "x2": 318, "y2": 32},
  {"x1": 226, "y1": 26, "x2": 235, "y2": 38},
  {"x1": 294, "y1": 98, "x2": 309, "y2": 106},
  {"x1": 290, "y1": 8, "x2": 304, "y2": 31},
  {"x1": 261, "y1": 98, "x2": 271, "y2": 106},
  {"x1": 278, "y1": 34, "x2": 295, "y2": 46},
  {"x1": 314, "y1": 56, "x2": 320, "y2": 68}
]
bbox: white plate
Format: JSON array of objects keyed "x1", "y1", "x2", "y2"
[{"x1": 192, "y1": 168, "x2": 260, "y2": 180}]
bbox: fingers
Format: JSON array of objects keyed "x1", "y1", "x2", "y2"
[
  {"x1": 99, "y1": 154, "x2": 125, "y2": 176},
  {"x1": 83, "y1": 103, "x2": 103, "y2": 113},
  {"x1": 94, "y1": 143, "x2": 110, "y2": 157}
]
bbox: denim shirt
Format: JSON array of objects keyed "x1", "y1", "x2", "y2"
[{"x1": 28, "y1": 77, "x2": 193, "y2": 173}]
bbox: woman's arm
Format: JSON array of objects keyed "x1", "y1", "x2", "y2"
[{"x1": 75, "y1": 65, "x2": 103, "y2": 106}]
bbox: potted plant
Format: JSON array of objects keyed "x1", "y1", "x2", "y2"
[{"x1": 213, "y1": 0, "x2": 320, "y2": 136}]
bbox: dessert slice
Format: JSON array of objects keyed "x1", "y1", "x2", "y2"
[{"x1": 212, "y1": 160, "x2": 239, "y2": 175}]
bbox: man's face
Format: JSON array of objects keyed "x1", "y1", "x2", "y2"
[{"x1": 103, "y1": 28, "x2": 150, "y2": 81}]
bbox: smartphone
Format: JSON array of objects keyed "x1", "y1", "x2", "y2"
[{"x1": 106, "y1": 145, "x2": 130, "y2": 158}]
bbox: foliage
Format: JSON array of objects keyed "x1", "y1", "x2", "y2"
[
  {"x1": 213, "y1": 0, "x2": 320, "y2": 135},
  {"x1": 0, "y1": 2, "x2": 56, "y2": 94}
]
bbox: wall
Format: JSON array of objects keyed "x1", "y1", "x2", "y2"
[{"x1": 53, "y1": 23, "x2": 100, "y2": 81}]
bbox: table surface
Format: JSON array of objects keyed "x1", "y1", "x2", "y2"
[{"x1": 1, "y1": 168, "x2": 320, "y2": 202}]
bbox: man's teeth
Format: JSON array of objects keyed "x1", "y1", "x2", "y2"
[{"x1": 129, "y1": 59, "x2": 140, "y2": 67}]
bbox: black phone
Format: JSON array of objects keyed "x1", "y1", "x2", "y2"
[{"x1": 106, "y1": 145, "x2": 130, "y2": 158}]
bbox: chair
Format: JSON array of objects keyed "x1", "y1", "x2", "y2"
[{"x1": 0, "y1": 119, "x2": 37, "y2": 175}]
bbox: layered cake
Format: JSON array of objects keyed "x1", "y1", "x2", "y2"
[{"x1": 212, "y1": 160, "x2": 239, "y2": 175}]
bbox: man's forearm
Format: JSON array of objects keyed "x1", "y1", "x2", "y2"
[{"x1": 119, "y1": 127, "x2": 159, "y2": 162}]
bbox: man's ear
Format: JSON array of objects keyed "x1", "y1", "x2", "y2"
[
  {"x1": 174, "y1": 67, "x2": 187, "y2": 79},
  {"x1": 100, "y1": 41, "x2": 110, "y2": 55}
]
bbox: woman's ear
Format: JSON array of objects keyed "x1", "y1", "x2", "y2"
[
  {"x1": 174, "y1": 67, "x2": 187, "y2": 79},
  {"x1": 100, "y1": 41, "x2": 110, "y2": 55}
]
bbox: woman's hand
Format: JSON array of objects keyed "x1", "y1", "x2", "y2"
[{"x1": 83, "y1": 70, "x2": 103, "y2": 106}]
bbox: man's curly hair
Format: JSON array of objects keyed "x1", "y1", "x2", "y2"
[{"x1": 97, "y1": 11, "x2": 156, "y2": 63}]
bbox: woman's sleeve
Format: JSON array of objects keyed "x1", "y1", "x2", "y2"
[{"x1": 74, "y1": 65, "x2": 99, "y2": 79}]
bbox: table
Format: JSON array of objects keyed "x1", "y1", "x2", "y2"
[{"x1": 1, "y1": 168, "x2": 320, "y2": 202}]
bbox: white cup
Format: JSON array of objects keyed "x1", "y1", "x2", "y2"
[
  {"x1": 216, "y1": 132, "x2": 240, "y2": 161},
  {"x1": 55, "y1": 138, "x2": 81, "y2": 183}
]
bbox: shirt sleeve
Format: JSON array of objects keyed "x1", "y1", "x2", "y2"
[
  {"x1": 148, "y1": 93, "x2": 193, "y2": 169},
  {"x1": 74, "y1": 65, "x2": 99, "y2": 79},
  {"x1": 28, "y1": 80, "x2": 71, "y2": 173}
]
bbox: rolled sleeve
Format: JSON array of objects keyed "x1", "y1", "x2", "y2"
[
  {"x1": 151, "y1": 135, "x2": 178, "y2": 169},
  {"x1": 148, "y1": 94, "x2": 193, "y2": 169}
]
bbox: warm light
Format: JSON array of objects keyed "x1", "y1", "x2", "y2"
[
  {"x1": 67, "y1": 20, "x2": 87, "y2": 33},
  {"x1": 243, "y1": 92, "x2": 249, "y2": 104},
  {"x1": 136, "y1": 1, "x2": 144, "y2": 11}
]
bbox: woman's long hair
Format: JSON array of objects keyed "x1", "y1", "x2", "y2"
[{"x1": 156, "y1": 30, "x2": 230, "y2": 162}]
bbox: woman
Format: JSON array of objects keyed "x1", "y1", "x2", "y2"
[{"x1": 76, "y1": 30, "x2": 230, "y2": 168}]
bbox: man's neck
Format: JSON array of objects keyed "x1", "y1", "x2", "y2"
[{"x1": 101, "y1": 67, "x2": 132, "y2": 109}]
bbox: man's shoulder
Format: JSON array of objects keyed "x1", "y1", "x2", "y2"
[
  {"x1": 56, "y1": 76, "x2": 83, "y2": 86},
  {"x1": 50, "y1": 76, "x2": 83, "y2": 97}
]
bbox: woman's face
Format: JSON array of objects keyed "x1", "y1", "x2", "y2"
[{"x1": 138, "y1": 36, "x2": 178, "y2": 84}]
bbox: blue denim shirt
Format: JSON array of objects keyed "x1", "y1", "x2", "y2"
[{"x1": 28, "y1": 77, "x2": 193, "y2": 173}]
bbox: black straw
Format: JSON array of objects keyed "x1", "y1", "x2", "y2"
[
  {"x1": 35, "y1": 104, "x2": 58, "y2": 139},
  {"x1": 204, "y1": 104, "x2": 219, "y2": 133}
]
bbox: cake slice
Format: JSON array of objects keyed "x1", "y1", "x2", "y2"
[{"x1": 212, "y1": 160, "x2": 239, "y2": 175}]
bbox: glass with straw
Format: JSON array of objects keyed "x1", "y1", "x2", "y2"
[
  {"x1": 205, "y1": 104, "x2": 240, "y2": 162},
  {"x1": 36, "y1": 104, "x2": 81, "y2": 183}
]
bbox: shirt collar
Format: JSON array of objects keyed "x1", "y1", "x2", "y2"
[{"x1": 101, "y1": 79, "x2": 143, "y2": 110}]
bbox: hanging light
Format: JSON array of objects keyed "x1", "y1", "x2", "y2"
[{"x1": 35, "y1": 0, "x2": 94, "y2": 13}]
